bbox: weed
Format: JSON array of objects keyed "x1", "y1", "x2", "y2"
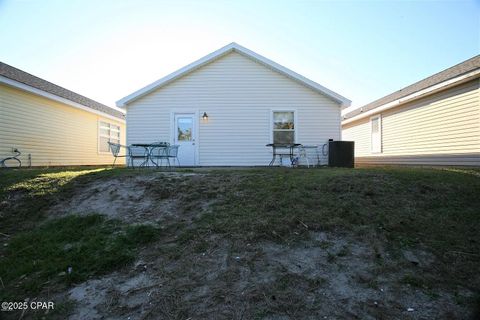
[
  {"x1": 401, "y1": 274, "x2": 430, "y2": 289},
  {"x1": 337, "y1": 245, "x2": 350, "y2": 257},
  {"x1": 124, "y1": 224, "x2": 160, "y2": 244},
  {"x1": 318, "y1": 241, "x2": 331, "y2": 249},
  {"x1": 327, "y1": 252, "x2": 336, "y2": 263}
]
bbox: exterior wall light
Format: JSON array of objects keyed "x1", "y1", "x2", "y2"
[{"x1": 202, "y1": 112, "x2": 208, "y2": 120}]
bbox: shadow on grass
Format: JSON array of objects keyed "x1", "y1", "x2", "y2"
[
  {"x1": 0, "y1": 167, "x2": 159, "y2": 302},
  {"x1": 0, "y1": 167, "x2": 134, "y2": 234},
  {"x1": 0, "y1": 214, "x2": 159, "y2": 301}
]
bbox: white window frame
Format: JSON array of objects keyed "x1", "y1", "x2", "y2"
[
  {"x1": 370, "y1": 115, "x2": 382, "y2": 154},
  {"x1": 270, "y1": 109, "x2": 298, "y2": 144},
  {"x1": 98, "y1": 120, "x2": 121, "y2": 154}
]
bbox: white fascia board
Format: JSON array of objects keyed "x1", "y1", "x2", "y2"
[
  {"x1": 0, "y1": 76, "x2": 125, "y2": 123},
  {"x1": 341, "y1": 69, "x2": 480, "y2": 126},
  {"x1": 116, "y1": 43, "x2": 237, "y2": 107},
  {"x1": 232, "y1": 43, "x2": 351, "y2": 107},
  {"x1": 116, "y1": 42, "x2": 351, "y2": 108}
]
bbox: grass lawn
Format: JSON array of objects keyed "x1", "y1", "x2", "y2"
[{"x1": 0, "y1": 166, "x2": 479, "y2": 319}]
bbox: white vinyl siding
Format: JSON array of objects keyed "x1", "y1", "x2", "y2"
[
  {"x1": 0, "y1": 84, "x2": 126, "y2": 166},
  {"x1": 126, "y1": 52, "x2": 342, "y2": 166},
  {"x1": 342, "y1": 78, "x2": 480, "y2": 166}
]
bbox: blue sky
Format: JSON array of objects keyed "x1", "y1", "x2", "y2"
[{"x1": 0, "y1": 0, "x2": 478, "y2": 112}]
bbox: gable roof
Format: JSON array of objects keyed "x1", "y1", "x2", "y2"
[
  {"x1": 0, "y1": 62, "x2": 125, "y2": 120},
  {"x1": 116, "y1": 42, "x2": 351, "y2": 108},
  {"x1": 343, "y1": 55, "x2": 480, "y2": 122}
]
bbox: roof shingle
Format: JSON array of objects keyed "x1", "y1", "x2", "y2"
[
  {"x1": 344, "y1": 55, "x2": 480, "y2": 119},
  {"x1": 0, "y1": 62, "x2": 124, "y2": 120}
]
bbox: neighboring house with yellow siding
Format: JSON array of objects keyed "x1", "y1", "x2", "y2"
[
  {"x1": 0, "y1": 62, "x2": 126, "y2": 167},
  {"x1": 342, "y1": 55, "x2": 480, "y2": 167}
]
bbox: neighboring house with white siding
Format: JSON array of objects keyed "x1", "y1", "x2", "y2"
[
  {"x1": 342, "y1": 55, "x2": 480, "y2": 167},
  {"x1": 0, "y1": 62, "x2": 126, "y2": 167},
  {"x1": 117, "y1": 42, "x2": 350, "y2": 166}
]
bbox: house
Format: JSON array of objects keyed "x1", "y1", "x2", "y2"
[
  {"x1": 342, "y1": 55, "x2": 480, "y2": 167},
  {"x1": 0, "y1": 62, "x2": 126, "y2": 167},
  {"x1": 117, "y1": 42, "x2": 351, "y2": 166}
]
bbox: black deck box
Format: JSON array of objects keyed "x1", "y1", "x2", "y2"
[{"x1": 328, "y1": 141, "x2": 354, "y2": 168}]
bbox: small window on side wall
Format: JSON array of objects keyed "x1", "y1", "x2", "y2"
[
  {"x1": 272, "y1": 111, "x2": 295, "y2": 144},
  {"x1": 370, "y1": 115, "x2": 382, "y2": 153},
  {"x1": 99, "y1": 121, "x2": 121, "y2": 153}
]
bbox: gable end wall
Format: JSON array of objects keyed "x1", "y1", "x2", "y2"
[{"x1": 126, "y1": 52, "x2": 342, "y2": 166}]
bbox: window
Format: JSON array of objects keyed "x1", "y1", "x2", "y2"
[
  {"x1": 98, "y1": 121, "x2": 120, "y2": 153},
  {"x1": 370, "y1": 115, "x2": 382, "y2": 153},
  {"x1": 272, "y1": 111, "x2": 295, "y2": 144},
  {"x1": 177, "y1": 117, "x2": 193, "y2": 141}
]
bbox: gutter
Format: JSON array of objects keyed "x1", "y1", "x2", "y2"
[
  {"x1": 342, "y1": 69, "x2": 480, "y2": 126},
  {"x1": 0, "y1": 76, "x2": 126, "y2": 123}
]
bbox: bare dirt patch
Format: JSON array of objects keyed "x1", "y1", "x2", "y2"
[
  {"x1": 64, "y1": 231, "x2": 471, "y2": 319},
  {"x1": 49, "y1": 172, "x2": 211, "y2": 224}
]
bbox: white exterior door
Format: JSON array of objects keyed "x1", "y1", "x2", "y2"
[{"x1": 174, "y1": 113, "x2": 197, "y2": 166}]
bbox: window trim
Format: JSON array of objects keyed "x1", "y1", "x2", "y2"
[
  {"x1": 370, "y1": 115, "x2": 382, "y2": 154},
  {"x1": 270, "y1": 109, "x2": 298, "y2": 144},
  {"x1": 98, "y1": 120, "x2": 121, "y2": 154}
]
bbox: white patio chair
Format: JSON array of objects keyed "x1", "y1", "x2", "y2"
[
  {"x1": 296, "y1": 145, "x2": 321, "y2": 167},
  {"x1": 150, "y1": 145, "x2": 169, "y2": 169},
  {"x1": 108, "y1": 142, "x2": 128, "y2": 167},
  {"x1": 150, "y1": 145, "x2": 179, "y2": 169},
  {"x1": 128, "y1": 145, "x2": 149, "y2": 168},
  {"x1": 166, "y1": 145, "x2": 180, "y2": 167}
]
